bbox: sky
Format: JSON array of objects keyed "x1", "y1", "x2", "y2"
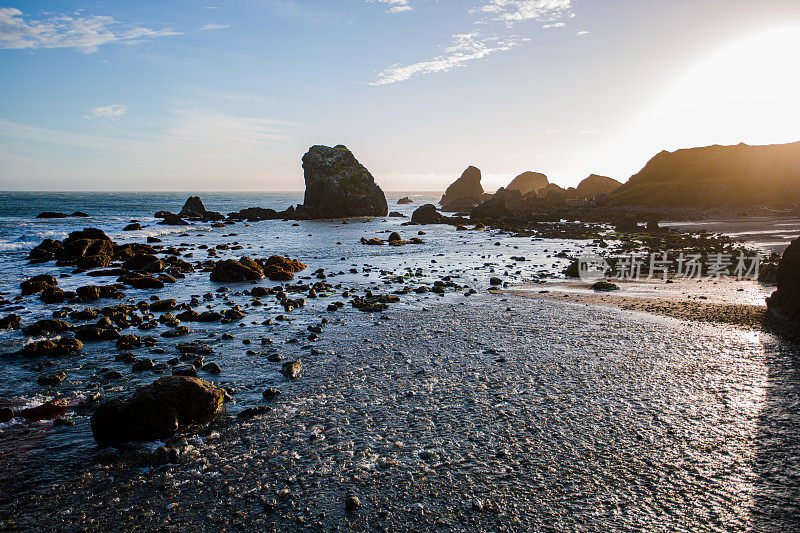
[{"x1": 1, "y1": 0, "x2": 799, "y2": 192}]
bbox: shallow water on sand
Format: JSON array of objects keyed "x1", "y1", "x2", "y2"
[{"x1": 0, "y1": 193, "x2": 798, "y2": 531}]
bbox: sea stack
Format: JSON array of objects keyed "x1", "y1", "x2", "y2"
[
  {"x1": 571, "y1": 174, "x2": 622, "y2": 199},
  {"x1": 296, "y1": 145, "x2": 388, "y2": 218},
  {"x1": 506, "y1": 171, "x2": 548, "y2": 196},
  {"x1": 441, "y1": 166, "x2": 484, "y2": 212}
]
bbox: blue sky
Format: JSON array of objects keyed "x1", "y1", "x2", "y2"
[{"x1": 1, "y1": 0, "x2": 799, "y2": 191}]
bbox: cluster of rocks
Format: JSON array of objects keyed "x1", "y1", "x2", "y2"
[
  {"x1": 26, "y1": 228, "x2": 192, "y2": 296},
  {"x1": 210, "y1": 255, "x2": 307, "y2": 282},
  {"x1": 360, "y1": 232, "x2": 424, "y2": 246}
]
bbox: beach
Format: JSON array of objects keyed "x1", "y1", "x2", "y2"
[{"x1": 0, "y1": 192, "x2": 798, "y2": 531}]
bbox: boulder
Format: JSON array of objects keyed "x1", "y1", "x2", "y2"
[
  {"x1": 210, "y1": 258, "x2": 264, "y2": 283},
  {"x1": 766, "y1": 237, "x2": 800, "y2": 324},
  {"x1": 177, "y1": 196, "x2": 224, "y2": 221},
  {"x1": 90, "y1": 376, "x2": 225, "y2": 445},
  {"x1": 505, "y1": 171, "x2": 548, "y2": 196},
  {"x1": 296, "y1": 145, "x2": 388, "y2": 218},
  {"x1": 227, "y1": 207, "x2": 282, "y2": 221},
  {"x1": 571, "y1": 174, "x2": 622, "y2": 200},
  {"x1": 123, "y1": 223, "x2": 142, "y2": 231},
  {"x1": 22, "y1": 319, "x2": 71, "y2": 337},
  {"x1": 36, "y1": 212, "x2": 68, "y2": 219},
  {"x1": 441, "y1": 166, "x2": 483, "y2": 211},
  {"x1": 261, "y1": 255, "x2": 306, "y2": 281},
  {"x1": 21, "y1": 274, "x2": 57, "y2": 295},
  {"x1": 397, "y1": 197, "x2": 413, "y2": 204},
  {"x1": 0, "y1": 314, "x2": 21, "y2": 330},
  {"x1": 411, "y1": 204, "x2": 445, "y2": 225},
  {"x1": 52, "y1": 228, "x2": 114, "y2": 269},
  {"x1": 27, "y1": 239, "x2": 62, "y2": 263},
  {"x1": 179, "y1": 196, "x2": 207, "y2": 218},
  {"x1": 22, "y1": 338, "x2": 83, "y2": 357},
  {"x1": 157, "y1": 213, "x2": 189, "y2": 226}
]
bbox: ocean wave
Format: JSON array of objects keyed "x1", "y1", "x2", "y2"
[{"x1": 0, "y1": 230, "x2": 70, "y2": 251}]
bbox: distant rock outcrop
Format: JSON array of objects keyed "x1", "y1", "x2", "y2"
[
  {"x1": 441, "y1": 166, "x2": 483, "y2": 212},
  {"x1": 766, "y1": 236, "x2": 800, "y2": 325},
  {"x1": 571, "y1": 174, "x2": 622, "y2": 199},
  {"x1": 296, "y1": 145, "x2": 388, "y2": 218},
  {"x1": 506, "y1": 172, "x2": 548, "y2": 196},
  {"x1": 176, "y1": 196, "x2": 225, "y2": 222},
  {"x1": 612, "y1": 141, "x2": 800, "y2": 207}
]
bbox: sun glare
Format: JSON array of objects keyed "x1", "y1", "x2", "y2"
[{"x1": 600, "y1": 24, "x2": 800, "y2": 179}]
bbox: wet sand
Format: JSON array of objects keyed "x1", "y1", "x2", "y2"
[{"x1": 504, "y1": 278, "x2": 775, "y2": 330}]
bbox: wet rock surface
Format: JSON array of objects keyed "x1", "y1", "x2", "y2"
[{"x1": 90, "y1": 376, "x2": 225, "y2": 445}]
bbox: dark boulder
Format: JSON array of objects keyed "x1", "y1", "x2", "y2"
[
  {"x1": 123, "y1": 223, "x2": 142, "y2": 231},
  {"x1": 210, "y1": 258, "x2": 264, "y2": 283},
  {"x1": 22, "y1": 338, "x2": 83, "y2": 357},
  {"x1": 22, "y1": 319, "x2": 71, "y2": 337},
  {"x1": 157, "y1": 213, "x2": 189, "y2": 226},
  {"x1": 766, "y1": 237, "x2": 800, "y2": 324},
  {"x1": 21, "y1": 274, "x2": 57, "y2": 295},
  {"x1": 281, "y1": 360, "x2": 302, "y2": 380},
  {"x1": 179, "y1": 196, "x2": 207, "y2": 218},
  {"x1": 296, "y1": 145, "x2": 388, "y2": 218},
  {"x1": 36, "y1": 212, "x2": 68, "y2": 219},
  {"x1": 411, "y1": 204, "x2": 445, "y2": 225},
  {"x1": 40, "y1": 287, "x2": 67, "y2": 303},
  {"x1": 0, "y1": 314, "x2": 21, "y2": 330},
  {"x1": 227, "y1": 207, "x2": 281, "y2": 221},
  {"x1": 27, "y1": 239, "x2": 62, "y2": 263},
  {"x1": 397, "y1": 197, "x2": 413, "y2": 204},
  {"x1": 90, "y1": 376, "x2": 225, "y2": 445}
]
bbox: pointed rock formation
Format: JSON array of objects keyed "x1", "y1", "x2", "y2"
[
  {"x1": 296, "y1": 145, "x2": 387, "y2": 218},
  {"x1": 440, "y1": 166, "x2": 483, "y2": 212}
]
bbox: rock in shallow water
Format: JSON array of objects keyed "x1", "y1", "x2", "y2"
[
  {"x1": 296, "y1": 145, "x2": 388, "y2": 219},
  {"x1": 91, "y1": 376, "x2": 225, "y2": 445}
]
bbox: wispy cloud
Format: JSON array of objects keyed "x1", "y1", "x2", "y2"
[
  {"x1": 0, "y1": 7, "x2": 181, "y2": 53},
  {"x1": 200, "y1": 23, "x2": 229, "y2": 31},
  {"x1": 84, "y1": 104, "x2": 128, "y2": 121},
  {"x1": 371, "y1": 0, "x2": 575, "y2": 85},
  {"x1": 167, "y1": 110, "x2": 295, "y2": 149},
  {"x1": 368, "y1": 0, "x2": 413, "y2": 14},
  {"x1": 473, "y1": 0, "x2": 573, "y2": 25},
  {"x1": 370, "y1": 32, "x2": 525, "y2": 85}
]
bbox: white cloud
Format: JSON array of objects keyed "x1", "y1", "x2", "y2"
[
  {"x1": 368, "y1": 0, "x2": 413, "y2": 14},
  {"x1": 85, "y1": 104, "x2": 128, "y2": 121},
  {"x1": 370, "y1": 32, "x2": 525, "y2": 85},
  {"x1": 370, "y1": 0, "x2": 576, "y2": 85},
  {"x1": 0, "y1": 7, "x2": 181, "y2": 53},
  {"x1": 474, "y1": 0, "x2": 573, "y2": 24},
  {"x1": 200, "y1": 23, "x2": 229, "y2": 31},
  {"x1": 576, "y1": 30, "x2": 589, "y2": 36}
]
